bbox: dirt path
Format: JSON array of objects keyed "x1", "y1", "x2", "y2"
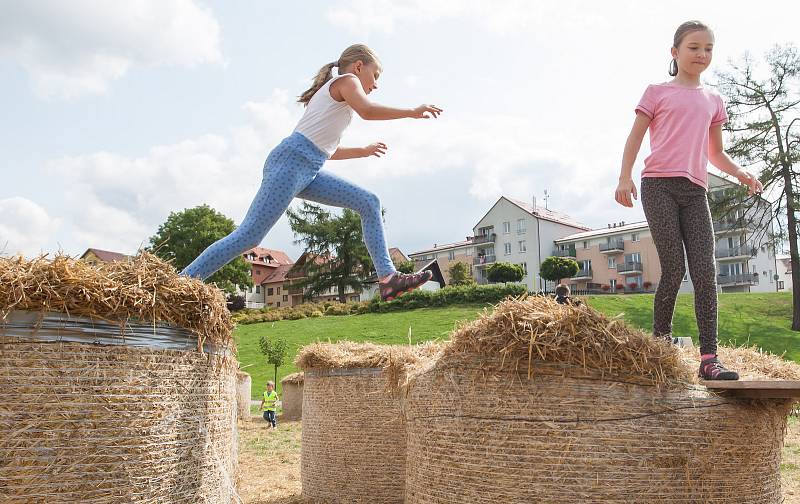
[{"x1": 237, "y1": 414, "x2": 800, "y2": 503}]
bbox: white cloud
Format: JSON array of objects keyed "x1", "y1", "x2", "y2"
[
  {"x1": 0, "y1": 0, "x2": 222, "y2": 99},
  {"x1": 46, "y1": 90, "x2": 303, "y2": 255},
  {"x1": 326, "y1": 0, "x2": 599, "y2": 36},
  {"x1": 0, "y1": 197, "x2": 61, "y2": 257}
]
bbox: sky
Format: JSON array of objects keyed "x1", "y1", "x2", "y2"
[{"x1": 2, "y1": 0, "x2": 800, "y2": 262}]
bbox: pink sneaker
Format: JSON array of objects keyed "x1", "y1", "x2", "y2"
[{"x1": 379, "y1": 271, "x2": 433, "y2": 301}]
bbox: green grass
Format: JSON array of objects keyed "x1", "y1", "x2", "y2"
[
  {"x1": 236, "y1": 304, "x2": 488, "y2": 398},
  {"x1": 236, "y1": 293, "x2": 800, "y2": 399}
]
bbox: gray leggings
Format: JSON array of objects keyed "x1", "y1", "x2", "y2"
[{"x1": 641, "y1": 177, "x2": 718, "y2": 355}]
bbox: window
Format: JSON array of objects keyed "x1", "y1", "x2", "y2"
[
  {"x1": 255, "y1": 286, "x2": 261, "y2": 294},
  {"x1": 518, "y1": 240, "x2": 527, "y2": 253},
  {"x1": 609, "y1": 279, "x2": 616, "y2": 290},
  {"x1": 583, "y1": 241, "x2": 589, "y2": 249},
  {"x1": 466, "y1": 247, "x2": 473, "y2": 256},
  {"x1": 517, "y1": 218, "x2": 526, "y2": 234},
  {"x1": 504, "y1": 243, "x2": 512, "y2": 255},
  {"x1": 277, "y1": 287, "x2": 281, "y2": 295},
  {"x1": 778, "y1": 280, "x2": 785, "y2": 290},
  {"x1": 448, "y1": 250, "x2": 455, "y2": 260},
  {"x1": 624, "y1": 252, "x2": 641, "y2": 264},
  {"x1": 631, "y1": 233, "x2": 640, "y2": 242},
  {"x1": 503, "y1": 221, "x2": 511, "y2": 234},
  {"x1": 283, "y1": 295, "x2": 288, "y2": 302},
  {"x1": 608, "y1": 257, "x2": 616, "y2": 268},
  {"x1": 277, "y1": 302, "x2": 281, "y2": 307},
  {"x1": 267, "y1": 287, "x2": 274, "y2": 296}
]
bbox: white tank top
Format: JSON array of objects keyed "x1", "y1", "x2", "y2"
[{"x1": 294, "y1": 73, "x2": 356, "y2": 157}]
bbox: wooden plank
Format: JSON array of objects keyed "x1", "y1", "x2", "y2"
[{"x1": 701, "y1": 380, "x2": 800, "y2": 399}]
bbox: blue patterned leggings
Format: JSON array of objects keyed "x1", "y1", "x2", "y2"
[{"x1": 182, "y1": 132, "x2": 396, "y2": 280}]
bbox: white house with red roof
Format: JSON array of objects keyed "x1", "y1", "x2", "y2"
[{"x1": 79, "y1": 248, "x2": 131, "y2": 264}]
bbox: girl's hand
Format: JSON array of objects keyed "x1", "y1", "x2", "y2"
[
  {"x1": 411, "y1": 104, "x2": 443, "y2": 119},
  {"x1": 615, "y1": 178, "x2": 638, "y2": 207},
  {"x1": 363, "y1": 142, "x2": 387, "y2": 158},
  {"x1": 737, "y1": 171, "x2": 763, "y2": 196}
]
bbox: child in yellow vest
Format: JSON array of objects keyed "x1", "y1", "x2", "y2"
[{"x1": 260, "y1": 381, "x2": 279, "y2": 429}]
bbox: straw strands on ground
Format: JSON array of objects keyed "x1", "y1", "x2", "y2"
[{"x1": 0, "y1": 252, "x2": 233, "y2": 348}]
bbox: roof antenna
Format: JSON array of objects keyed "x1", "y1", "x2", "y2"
[{"x1": 543, "y1": 189, "x2": 550, "y2": 210}]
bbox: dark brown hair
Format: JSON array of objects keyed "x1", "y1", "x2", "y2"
[{"x1": 669, "y1": 20, "x2": 712, "y2": 76}]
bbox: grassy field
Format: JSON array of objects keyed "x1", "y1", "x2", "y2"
[{"x1": 236, "y1": 292, "x2": 799, "y2": 398}]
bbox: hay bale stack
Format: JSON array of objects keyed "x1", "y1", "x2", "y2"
[
  {"x1": 280, "y1": 372, "x2": 304, "y2": 421},
  {"x1": 402, "y1": 296, "x2": 796, "y2": 504},
  {"x1": 0, "y1": 253, "x2": 238, "y2": 503},
  {"x1": 236, "y1": 370, "x2": 253, "y2": 420},
  {"x1": 297, "y1": 341, "x2": 441, "y2": 504}
]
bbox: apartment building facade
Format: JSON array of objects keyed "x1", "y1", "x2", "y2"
[{"x1": 409, "y1": 196, "x2": 590, "y2": 291}]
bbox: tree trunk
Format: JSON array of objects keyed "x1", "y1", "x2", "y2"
[
  {"x1": 338, "y1": 282, "x2": 347, "y2": 304},
  {"x1": 274, "y1": 365, "x2": 278, "y2": 387},
  {"x1": 783, "y1": 174, "x2": 800, "y2": 330}
]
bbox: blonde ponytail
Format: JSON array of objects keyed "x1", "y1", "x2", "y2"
[{"x1": 297, "y1": 44, "x2": 381, "y2": 106}]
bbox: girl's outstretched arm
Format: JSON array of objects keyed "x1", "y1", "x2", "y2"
[
  {"x1": 615, "y1": 111, "x2": 651, "y2": 207},
  {"x1": 708, "y1": 125, "x2": 763, "y2": 195},
  {"x1": 330, "y1": 142, "x2": 387, "y2": 160},
  {"x1": 337, "y1": 76, "x2": 442, "y2": 120}
]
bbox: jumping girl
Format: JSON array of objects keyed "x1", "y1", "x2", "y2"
[
  {"x1": 614, "y1": 21, "x2": 763, "y2": 380},
  {"x1": 183, "y1": 44, "x2": 442, "y2": 301}
]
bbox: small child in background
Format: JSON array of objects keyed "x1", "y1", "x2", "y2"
[
  {"x1": 260, "y1": 381, "x2": 279, "y2": 429},
  {"x1": 554, "y1": 284, "x2": 582, "y2": 306}
]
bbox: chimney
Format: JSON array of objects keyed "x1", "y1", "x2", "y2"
[{"x1": 607, "y1": 224, "x2": 611, "y2": 228}]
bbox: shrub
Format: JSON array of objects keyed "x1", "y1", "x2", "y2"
[{"x1": 601, "y1": 285, "x2": 610, "y2": 292}]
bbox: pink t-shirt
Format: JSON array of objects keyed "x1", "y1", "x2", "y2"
[{"x1": 636, "y1": 83, "x2": 728, "y2": 189}]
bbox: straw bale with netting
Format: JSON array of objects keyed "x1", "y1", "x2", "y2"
[
  {"x1": 297, "y1": 341, "x2": 442, "y2": 504},
  {"x1": 402, "y1": 296, "x2": 797, "y2": 504},
  {"x1": 0, "y1": 253, "x2": 239, "y2": 503},
  {"x1": 280, "y1": 372, "x2": 305, "y2": 421}
]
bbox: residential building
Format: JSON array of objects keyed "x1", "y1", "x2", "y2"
[
  {"x1": 239, "y1": 247, "x2": 294, "y2": 308},
  {"x1": 80, "y1": 248, "x2": 131, "y2": 264},
  {"x1": 409, "y1": 196, "x2": 590, "y2": 291},
  {"x1": 285, "y1": 252, "x2": 363, "y2": 305},
  {"x1": 554, "y1": 221, "x2": 658, "y2": 293},
  {"x1": 408, "y1": 238, "x2": 475, "y2": 285},
  {"x1": 554, "y1": 173, "x2": 778, "y2": 294},
  {"x1": 707, "y1": 173, "x2": 777, "y2": 293},
  {"x1": 776, "y1": 256, "x2": 794, "y2": 293}
]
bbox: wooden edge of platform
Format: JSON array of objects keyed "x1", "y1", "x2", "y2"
[{"x1": 700, "y1": 380, "x2": 800, "y2": 399}]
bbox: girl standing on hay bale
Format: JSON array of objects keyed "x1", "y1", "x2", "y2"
[
  {"x1": 182, "y1": 44, "x2": 439, "y2": 301},
  {"x1": 614, "y1": 21, "x2": 763, "y2": 380}
]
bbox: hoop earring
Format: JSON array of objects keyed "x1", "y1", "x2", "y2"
[{"x1": 669, "y1": 59, "x2": 678, "y2": 76}]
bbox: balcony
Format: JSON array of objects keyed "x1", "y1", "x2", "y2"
[
  {"x1": 713, "y1": 219, "x2": 748, "y2": 233},
  {"x1": 473, "y1": 255, "x2": 496, "y2": 266},
  {"x1": 552, "y1": 247, "x2": 577, "y2": 258},
  {"x1": 715, "y1": 246, "x2": 756, "y2": 261},
  {"x1": 717, "y1": 273, "x2": 759, "y2": 286},
  {"x1": 572, "y1": 268, "x2": 593, "y2": 280},
  {"x1": 472, "y1": 233, "x2": 496, "y2": 244},
  {"x1": 599, "y1": 240, "x2": 625, "y2": 254},
  {"x1": 617, "y1": 261, "x2": 643, "y2": 275}
]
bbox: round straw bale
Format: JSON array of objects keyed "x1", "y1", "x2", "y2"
[
  {"x1": 404, "y1": 355, "x2": 792, "y2": 504},
  {"x1": 280, "y1": 372, "x2": 304, "y2": 421},
  {"x1": 297, "y1": 341, "x2": 441, "y2": 504},
  {"x1": 236, "y1": 370, "x2": 253, "y2": 420},
  {"x1": 0, "y1": 254, "x2": 239, "y2": 503},
  {"x1": 401, "y1": 297, "x2": 795, "y2": 503}
]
